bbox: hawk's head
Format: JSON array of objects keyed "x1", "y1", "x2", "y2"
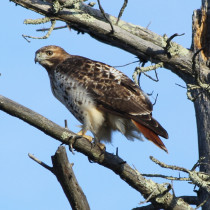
[{"x1": 35, "y1": 45, "x2": 71, "y2": 71}]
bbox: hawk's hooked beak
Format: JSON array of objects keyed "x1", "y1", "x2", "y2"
[
  {"x1": 34, "y1": 53, "x2": 39, "y2": 64},
  {"x1": 35, "y1": 51, "x2": 42, "y2": 64}
]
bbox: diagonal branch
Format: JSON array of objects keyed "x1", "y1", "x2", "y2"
[
  {"x1": 116, "y1": 0, "x2": 128, "y2": 24},
  {"x1": 97, "y1": 0, "x2": 114, "y2": 33},
  {"x1": 0, "y1": 94, "x2": 194, "y2": 209},
  {"x1": 10, "y1": 0, "x2": 207, "y2": 84},
  {"x1": 23, "y1": 19, "x2": 56, "y2": 41}
]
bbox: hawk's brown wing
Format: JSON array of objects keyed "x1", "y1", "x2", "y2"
[{"x1": 56, "y1": 56, "x2": 168, "y2": 139}]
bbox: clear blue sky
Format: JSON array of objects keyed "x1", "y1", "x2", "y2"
[{"x1": 1, "y1": 1, "x2": 201, "y2": 209}]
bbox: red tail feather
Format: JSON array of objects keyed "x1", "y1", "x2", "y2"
[{"x1": 132, "y1": 120, "x2": 168, "y2": 153}]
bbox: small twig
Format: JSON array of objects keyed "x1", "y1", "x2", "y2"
[
  {"x1": 132, "y1": 62, "x2": 163, "y2": 85},
  {"x1": 146, "y1": 21, "x2": 151, "y2": 29},
  {"x1": 22, "y1": 20, "x2": 56, "y2": 42},
  {"x1": 191, "y1": 157, "x2": 206, "y2": 171},
  {"x1": 143, "y1": 69, "x2": 159, "y2": 82},
  {"x1": 64, "y1": 119, "x2": 68, "y2": 128},
  {"x1": 139, "y1": 187, "x2": 157, "y2": 204},
  {"x1": 165, "y1": 33, "x2": 185, "y2": 51},
  {"x1": 164, "y1": 33, "x2": 185, "y2": 58},
  {"x1": 152, "y1": 93, "x2": 158, "y2": 106},
  {"x1": 175, "y1": 83, "x2": 187, "y2": 89},
  {"x1": 97, "y1": 0, "x2": 114, "y2": 33},
  {"x1": 116, "y1": 0, "x2": 128, "y2": 25},
  {"x1": 146, "y1": 91, "x2": 158, "y2": 106},
  {"x1": 150, "y1": 156, "x2": 189, "y2": 173},
  {"x1": 116, "y1": 147, "x2": 119, "y2": 156},
  {"x1": 142, "y1": 173, "x2": 190, "y2": 181},
  {"x1": 28, "y1": 153, "x2": 53, "y2": 173},
  {"x1": 146, "y1": 91, "x2": 154, "y2": 96},
  {"x1": 37, "y1": 25, "x2": 67, "y2": 32},
  {"x1": 137, "y1": 62, "x2": 145, "y2": 86},
  {"x1": 113, "y1": 60, "x2": 139, "y2": 68}
]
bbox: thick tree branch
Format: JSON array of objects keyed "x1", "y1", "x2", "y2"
[
  {"x1": 0, "y1": 95, "x2": 194, "y2": 209},
  {"x1": 10, "y1": 0, "x2": 210, "y2": 85},
  {"x1": 51, "y1": 146, "x2": 90, "y2": 210},
  {"x1": 192, "y1": 1, "x2": 210, "y2": 209}
]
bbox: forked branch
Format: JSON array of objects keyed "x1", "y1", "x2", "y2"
[{"x1": 29, "y1": 147, "x2": 90, "y2": 210}]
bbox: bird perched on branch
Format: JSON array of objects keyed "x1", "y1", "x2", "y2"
[{"x1": 35, "y1": 45, "x2": 169, "y2": 152}]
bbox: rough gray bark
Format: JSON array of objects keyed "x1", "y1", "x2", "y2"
[
  {"x1": 193, "y1": 92, "x2": 210, "y2": 209},
  {"x1": 192, "y1": 1, "x2": 210, "y2": 208},
  {"x1": 51, "y1": 146, "x2": 90, "y2": 210}
]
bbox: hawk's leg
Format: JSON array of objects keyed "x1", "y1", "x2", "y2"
[
  {"x1": 68, "y1": 130, "x2": 92, "y2": 154},
  {"x1": 77, "y1": 130, "x2": 106, "y2": 152}
]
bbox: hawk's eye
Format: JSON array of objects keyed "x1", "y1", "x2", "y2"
[{"x1": 46, "y1": 51, "x2": 53, "y2": 56}]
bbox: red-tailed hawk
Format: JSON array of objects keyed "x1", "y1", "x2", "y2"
[{"x1": 35, "y1": 45, "x2": 169, "y2": 152}]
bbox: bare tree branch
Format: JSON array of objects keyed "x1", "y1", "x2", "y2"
[
  {"x1": 0, "y1": 95, "x2": 194, "y2": 209},
  {"x1": 28, "y1": 153, "x2": 53, "y2": 172},
  {"x1": 51, "y1": 146, "x2": 90, "y2": 210},
  {"x1": 10, "y1": 0, "x2": 209, "y2": 84},
  {"x1": 97, "y1": 0, "x2": 114, "y2": 33},
  {"x1": 23, "y1": 19, "x2": 56, "y2": 41},
  {"x1": 150, "y1": 156, "x2": 210, "y2": 194},
  {"x1": 116, "y1": 0, "x2": 128, "y2": 24},
  {"x1": 11, "y1": 0, "x2": 210, "y2": 101}
]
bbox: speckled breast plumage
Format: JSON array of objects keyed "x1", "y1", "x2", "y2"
[{"x1": 49, "y1": 68, "x2": 95, "y2": 124}]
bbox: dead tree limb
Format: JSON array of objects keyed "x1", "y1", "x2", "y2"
[
  {"x1": 10, "y1": 0, "x2": 207, "y2": 83},
  {"x1": 0, "y1": 95, "x2": 194, "y2": 209},
  {"x1": 51, "y1": 146, "x2": 90, "y2": 210}
]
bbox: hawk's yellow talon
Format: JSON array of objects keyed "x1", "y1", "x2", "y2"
[{"x1": 77, "y1": 130, "x2": 93, "y2": 142}]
